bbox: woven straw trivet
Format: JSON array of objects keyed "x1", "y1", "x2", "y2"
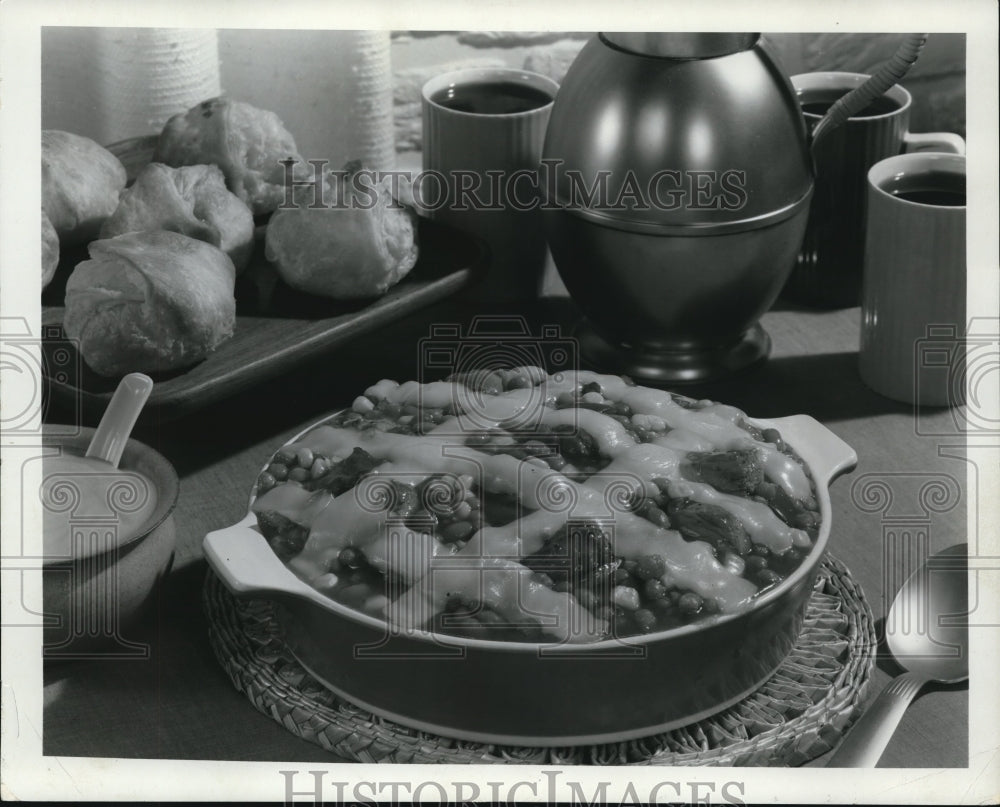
[{"x1": 203, "y1": 555, "x2": 875, "y2": 765}]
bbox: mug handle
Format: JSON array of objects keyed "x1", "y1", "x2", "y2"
[{"x1": 903, "y1": 131, "x2": 966, "y2": 155}]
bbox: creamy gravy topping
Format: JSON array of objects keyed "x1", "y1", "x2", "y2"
[
  {"x1": 261, "y1": 369, "x2": 817, "y2": 635},
  {"x1": 266, "y1": 422, "x2": 757, "y2": 616},
  {"x1": 42, "y1": 454, "x2": 158, "y2": 559},
  {"x1": 364, "y1": 371, "x2": 810, "y2": 499},
  {"x1": 391, "y1": 558, "x2": 605, "y2": 643}
]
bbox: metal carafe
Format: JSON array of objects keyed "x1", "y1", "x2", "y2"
[{"x1": 542, "y1": 33, "x2": 813, "y2": 383}]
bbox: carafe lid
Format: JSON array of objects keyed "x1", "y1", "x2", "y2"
[{"x1": 602, "y1": 32, "x2": 759, "y2": 59}]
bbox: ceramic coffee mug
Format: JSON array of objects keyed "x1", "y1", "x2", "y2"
[
  {"x1": 422, "y1": 67, "x2": 558, "y2": 302},
  {"x1": 783, "y1": 72, "x2": 965, "y2": 308},
  {"x1": 859, "y1": 152, "x2": 966, "y2": 406}
]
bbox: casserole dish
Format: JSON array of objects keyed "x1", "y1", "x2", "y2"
[{"x1": 204, "y1": 373, "x2": 856, "y2": 745}]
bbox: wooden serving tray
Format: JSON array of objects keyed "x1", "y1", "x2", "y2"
[{"x1": 42, "y1": 217, "x2": 486, "y2": 420}]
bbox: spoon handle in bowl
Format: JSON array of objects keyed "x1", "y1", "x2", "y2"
[
  {"x1": 826, "y1": 671, "x2": 928, "y2": 767},
  {"x1": 86, "y1": 373, "x2": 153, "y2": 468}
]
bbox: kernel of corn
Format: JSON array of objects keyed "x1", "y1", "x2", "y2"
[
  {"x1": 613, "y1": 585, "x2": 641, "y2": 610},
  {"x1": 352, "y1": 395, "x2": 375, "y2": 414}
]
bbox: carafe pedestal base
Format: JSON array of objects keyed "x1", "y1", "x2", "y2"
[{"x1": 575, "y1": 320, "x2": 771, "y2": 385}]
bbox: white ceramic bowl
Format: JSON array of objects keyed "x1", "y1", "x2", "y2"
[{"x1": 42, "y1": 426, "x2": 178, "y2": 656}]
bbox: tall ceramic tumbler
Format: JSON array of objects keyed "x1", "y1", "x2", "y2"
[
  {"x1": 859, "y1": 152, "x2": 966, "y2": 406},
  {"x1": 422, "y1": 68, "x2": 558, "y2": 302}
]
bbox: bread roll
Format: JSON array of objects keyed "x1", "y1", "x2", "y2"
[
  {"x1": 64, "y1": 230, "x2": 236, "y2": 377},
  {"x1": 101, "y1": 163, "x2": 255, "y2": 272},
  {"x1": 42, "y1": 130, "x2": 127, "y2": 245},
  {"x1": 154, "y1": 97, "x2": 304, "y2": 216},
  {"x1": 264, "y1": 168, "x2": 418, "y2": 299},
  {"x1": 42, "y1": 210, "x2": 59, "y2": 289}
]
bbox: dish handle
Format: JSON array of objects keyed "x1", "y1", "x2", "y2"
[
  {"x1": 765, "y1": 414, "x2": 858, "y2": 486},
  {"x1": 203, "y1": 514, "x2": 332, "y2": 608}
]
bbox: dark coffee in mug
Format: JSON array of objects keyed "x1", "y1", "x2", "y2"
[
  {"x1": 786, "y1": 72, "x2": 964, "y2": 310},
  {"x1": 800, "y1": 93, "x2": 900, "y2": 118},
  {"x1": 884, "y1": 170, "x2": 966, "y2": 207},
  {"x1": 431, "y1": 81, "x2": 553, "y2": 115}
]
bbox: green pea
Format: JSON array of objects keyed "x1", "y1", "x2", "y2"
[
  {"x1": 756, "y1": 568, "x2": 783, "y2": 588},
  {"x1": 635, "y1": 554, "x2": 667, "y2": 580},
  {"x1": 678, "y1": 592, "x2": 703, "y2": 615},
  {"x1": 634, "y1": 608, "x2": 656, "y2": 632},
  {"x1": 338, "y1": 547, "x2": 364, "y2": 569},
  {"x1": 652, "y1": 597, "x2": 674, "y2": 615},
  {"x1": 613, "y1": 610, "x2": 633, "y2": 635},
  {"x1": 644, "y1": 578, "x2": 667, "y2": 600},
  {"x1": 274, "y1": 447, "x2": 297, "y2": 466}
]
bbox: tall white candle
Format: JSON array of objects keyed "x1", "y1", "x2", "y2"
[
  {"x1": 93, "y1": 28, "x2": 221, "y2": 144},
  {"x1": 341, "y1": 30, "x2": 396, "y2": 173}
]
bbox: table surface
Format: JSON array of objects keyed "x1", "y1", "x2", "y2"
[{"x1": 41, "y1": 294, "x2": 969, "y2": 768}]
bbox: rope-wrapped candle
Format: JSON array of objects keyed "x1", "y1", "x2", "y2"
[
  {"x1": 341, "y1": 30, "x2": 395, "y2": 173},
  {"x1": 92, "y1": 28, "x2": 221, "y2": 143}
]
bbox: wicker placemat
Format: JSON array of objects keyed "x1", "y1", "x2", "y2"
[{"x1": 203, "y1": 555, "x2": 875, "y2": 765}]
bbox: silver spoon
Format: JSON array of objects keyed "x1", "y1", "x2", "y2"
[
  {"x1": 827, "y1": 542, "x2": 968, "y2": 766},
  {"x1": 84, "y1": 373, "x2": 154, "y2": 468}
]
